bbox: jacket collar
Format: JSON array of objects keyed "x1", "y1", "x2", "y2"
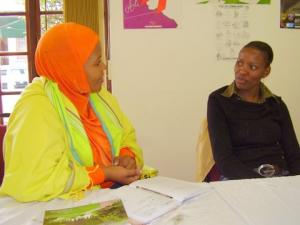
[{"x1": 222, "y1": 81, "x2": 274, "y2": 103}]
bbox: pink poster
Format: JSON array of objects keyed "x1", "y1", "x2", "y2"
[{"x1": 123, "y1": 0, "x2": 178, "y2": 29}]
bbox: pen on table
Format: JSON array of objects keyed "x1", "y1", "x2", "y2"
[{"x1": 135, "y1": 186, "x2": 173, "y2": 199}]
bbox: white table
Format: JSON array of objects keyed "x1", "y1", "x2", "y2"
[{"x1": 1, "y1": 175, "x2": 300, "y2": 225}]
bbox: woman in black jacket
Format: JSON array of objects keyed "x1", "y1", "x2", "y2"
[{"x1": 207, "y1": 41, "x2": 300, "y2": 180}]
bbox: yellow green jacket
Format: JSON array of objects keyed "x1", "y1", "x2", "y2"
[{"x1": 0, "y1": 77, "x2": 143, "y2": 202}]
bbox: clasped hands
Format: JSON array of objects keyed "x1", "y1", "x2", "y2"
[{"x1": 104, "y1": 155, "x2": 140, "y2": 185}]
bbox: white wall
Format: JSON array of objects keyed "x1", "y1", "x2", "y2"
[{"x1": 109, "y1": 1, "x2": 300, "y2": 181}]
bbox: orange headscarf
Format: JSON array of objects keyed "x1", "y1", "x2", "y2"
[{"x1": 35, "y1": 23, "x2": 112, "y2": 166}]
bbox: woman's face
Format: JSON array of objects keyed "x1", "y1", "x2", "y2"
[
  {"x1": 234, "y1": 47, "x2": 270, "y2": 92},
  {"x1": 84, "y1": 42, "x2": 107, "y2": 92}
]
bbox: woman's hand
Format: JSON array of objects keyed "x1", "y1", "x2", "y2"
[
  {"x1": 113, "y1": 155, "x2": 137, "y2": 169},
  {"x1": 103, "y1": 166, "x2": 140, "y2": 184}
]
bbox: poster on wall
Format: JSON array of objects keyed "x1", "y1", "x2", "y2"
[
  {"x1": 123, "y1": 0, "x2": 179, "y2": 29},
  {"x1": 215, "y1": 4, "x2": 250, "y2": 60},
  {"x1": 197, "y1": 0, "x2": 271, "y2": 4},
  {"x1": 280, "y1": 0, "x2": 300, "y2": 29}
]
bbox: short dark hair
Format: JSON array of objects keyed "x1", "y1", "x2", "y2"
[{"x1": 243, "y1": 41, "x2": 273, "y2": 66}]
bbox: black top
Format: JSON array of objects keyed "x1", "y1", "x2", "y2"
[{"x1": 207, "y1": 85, "x2": 300, "y2": 179}]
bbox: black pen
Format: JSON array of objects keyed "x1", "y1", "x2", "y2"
[{"x1": 135, "y1": 186, "x2": 173, "y2": 199}]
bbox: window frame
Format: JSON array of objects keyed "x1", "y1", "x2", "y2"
[{"x1": 0, "y1": 0, "x2": 63, "y2": 124}]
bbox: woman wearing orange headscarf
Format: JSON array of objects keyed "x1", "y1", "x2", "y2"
[{"x1": 0, "y1": 23, "x2": 143, "y2": 202}]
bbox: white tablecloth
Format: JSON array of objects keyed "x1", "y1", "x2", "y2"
[{"x1": 1, "y1": 175, "x2": 300, "y2": 225}]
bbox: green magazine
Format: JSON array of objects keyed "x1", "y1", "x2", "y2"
[{"x1": 43, "y1": 199, "x2": 129, "y2": 225}]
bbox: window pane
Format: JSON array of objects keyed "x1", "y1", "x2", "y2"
[
  {"x1": 2, "y1": 94, "x2": 21, "y2": 115},
  {"x1": 0, "y1": 0, "x2": 25, "y2": 12},
  {"x1": 40, "y1": 14, "x2": 64, "y2": 34},
  {"x1": 0, "y1": 56, "x2": 28, "y2": 92},
  {"x1": 3, "y1": 117, "x2": 9, "y2": 125},
  {"x1": 40, "y1": 0, "x2": 64, "y2": 11},
  {"x1": 0, "y1": 16, "x2": 27, "y2": 52}
]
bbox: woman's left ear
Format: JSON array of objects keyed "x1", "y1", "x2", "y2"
[{"x1": 263, "y1": 66, "x2": 271, "y2": 78}]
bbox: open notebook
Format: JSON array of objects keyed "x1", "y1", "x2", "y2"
[{"x1": 112, "y1": 176, "x2": 210, "y2": 224}]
